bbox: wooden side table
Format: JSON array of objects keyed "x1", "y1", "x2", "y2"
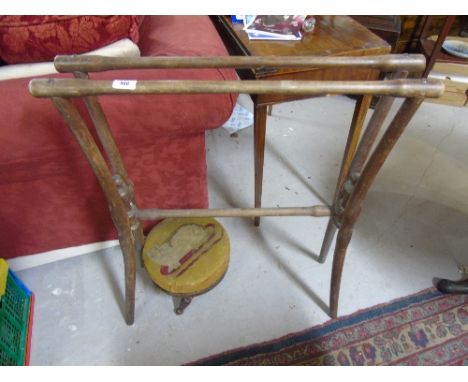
[{"x1": 212, "y1": 16, "x2": 391, "y2": 226}]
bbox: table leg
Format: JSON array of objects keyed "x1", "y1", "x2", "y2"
[
  {"x1": 337, "y1": 95, "x2": 373, "y2": 192},
  {"x1": 254, "y1": 103, "x2": 268, "y2": 226},
  {"x1": 318, "y1": 95, "x2": 372, "y2": 264}
]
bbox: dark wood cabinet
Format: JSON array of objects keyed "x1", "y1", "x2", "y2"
[{"x1": 351, "y1": 16, "x2": 402, "y2": 52}]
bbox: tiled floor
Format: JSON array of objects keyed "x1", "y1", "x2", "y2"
[{"x1": 16, "y1": 95, "x2": 468, "y2": 365}]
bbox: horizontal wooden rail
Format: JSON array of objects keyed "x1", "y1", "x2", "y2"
[
  {"x1": 54, "y1": 54, "x2": 427, "y2": 73},
  {"x1": 135, "y1": 206, "x2": 331, "y2": 220},
  {"x1": 29, "y1": 79, "x2": 444, "y2": 98}
]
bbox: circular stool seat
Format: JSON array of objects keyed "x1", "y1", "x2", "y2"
[{"x1": 143, "y1": 217, "x2": 230, "y2": 312}]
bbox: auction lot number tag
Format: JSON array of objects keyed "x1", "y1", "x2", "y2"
[{"x1": 112, "y1": 80, "x2": 137, "y2": 90}]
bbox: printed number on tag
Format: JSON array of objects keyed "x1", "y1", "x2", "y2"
[{"x1": 112, "y1": 80, "x2": 137, "y2": 90}]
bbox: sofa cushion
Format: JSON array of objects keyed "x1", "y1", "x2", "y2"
[{"x1": 0, "y1": 16, "x2": 144, "y2": 64}]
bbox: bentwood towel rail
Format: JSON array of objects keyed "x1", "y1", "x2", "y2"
[{"x1": 29, "y1": 54, "x2": 444, "y2": 325}]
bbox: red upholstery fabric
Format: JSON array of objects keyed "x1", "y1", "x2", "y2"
[
  {"x1": 0, "y1": 16, "x2": 237, "y2": 259},
  {"x1": 3, "y1": 70, "x2": 235, "y2": 164},
  {"x1": 138, "y1": 15, "x2": 232, "y2": 57},
  {"x1": 0, "y1": 133, "x2": 208, "y2": 257},
  {"x1": 0, "y1": 16, "x2": 144, "y2": 64},
  {"x1": 0, "y1": 71, "x2": 229, "y2": 258}
]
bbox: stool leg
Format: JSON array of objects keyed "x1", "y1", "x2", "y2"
[{"x1": 175, "y1": 296, "x2": 193, "y2": 315}]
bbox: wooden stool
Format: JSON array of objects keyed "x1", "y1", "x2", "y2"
[{"x1": 142, "y1": 217, "x2": 229, "y2": 315}]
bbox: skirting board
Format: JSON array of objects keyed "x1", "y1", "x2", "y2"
[{"x1": 8, "y1": 240, "x2": 120, "y2": 272}]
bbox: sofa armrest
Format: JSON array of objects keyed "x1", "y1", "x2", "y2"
[{"x1": 0, "y1": 38, "x2": 141, "y2": 82}]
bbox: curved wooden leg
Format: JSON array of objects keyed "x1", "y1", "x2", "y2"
[
  {"x1": 52, "y1": 97, "x2": 138, "y2": 325},
  {"x1": 254, "y1": 103, "x2": 268, "y2": 226},
  {"x1": 328, "y1": 97, "x2": 423, "y2": 318},
  {"x1": 118, "y1": 233, "x2": 137, "y2": 325},
  {"x1": 329, "y1": 218, "x2": 355, "y2": 318},
  {"x1": 320, "y1": 75, "x2": 407, "y2": 265},
  {"x1": 79, "y1": 90, "x2": 146, "y2": 268}
]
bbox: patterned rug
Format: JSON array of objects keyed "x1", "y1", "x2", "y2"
[{"x1": 189, "y1": 289, "x2": 468, "y2": 365}]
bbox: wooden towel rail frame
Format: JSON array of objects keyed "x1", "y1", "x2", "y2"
[{"x1": 29, "y1": 54, "x2": 444, "y2": 325}]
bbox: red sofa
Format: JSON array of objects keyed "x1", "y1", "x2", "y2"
[{"x1": 0, "y1": 16, "x2": 237, "y2": 260}]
